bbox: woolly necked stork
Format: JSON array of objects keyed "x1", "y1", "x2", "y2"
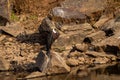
[{"x1": 39, "y1": 17, "x2": 60, "y2": 58}]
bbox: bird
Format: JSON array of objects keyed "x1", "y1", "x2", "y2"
[{"x1": 39, "y1": 17, "x2": 60, "y2": 58}]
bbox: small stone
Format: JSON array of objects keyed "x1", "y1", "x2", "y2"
[
  {"x1": 69, "y1": 51, "x2": 83, "y2": 58},
  {"x1": 75, "y1": 43, "x2": 88, "y2": 52},
  {"x1": 94, "y1": 57, "x2": 109, "y2": 64},
  {"x1": 78, "y1": 57, "x2": 85, "y2": 63},
  {"x1": 8, "y1": 38, "x2": 13, "y2": 42},
  {"x1": 0, "y1": 35, "x2": 6, "y2": 41},
  {"x1": 66, "y1": 58, "x2": 79, "y2": 66}
]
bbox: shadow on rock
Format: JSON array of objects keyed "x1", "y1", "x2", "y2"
[{"x1": 16, "y1": 32, "x2": 46, "y2": 45}]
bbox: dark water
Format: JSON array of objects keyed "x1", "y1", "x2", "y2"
[{"x1": 0, "y1": 63, "x2": 120, "y2": 80}]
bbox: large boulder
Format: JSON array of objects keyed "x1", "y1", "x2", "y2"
[
  {"x1": 48, "y1": 7, "x2": 87, "y2": 24},
  {"x1": 60, "y1": 0, "x2": 108, "y2": 25}
]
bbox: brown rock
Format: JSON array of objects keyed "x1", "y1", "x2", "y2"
[
  {"x1": 78, "y1": 57, "x2": 85, "y2": 64},
  {"x1": 61, "y1": 23, "x2": 93, "y2": 33},
  {"x1": 0, "y1": 22, "x2": 24, "y2": 37},
  {"x1": 0, "y1": 0, "x2": 10, "y2": 26},
  {"x1": 93, "y1": 35, "x2": 120, "y2": 56},
  {"x1": 61, "y1": 0, "x2": 107, "y2": 13},
  {"x1": 66, "y1": 58, "x2": 79, "y2": 66},
  {"x1": 35, "y1": 51, "x2": 70, "y2": 74},
  {"x1": 68, "y1": 51, "x2": 84, "y2": 58},
  {"x1": 75, "y1": 43, "x2": 88, "y2": 52},
  {"x1": 46, "y1": 52, "x2": 70, "y2": 75},
  {"x1": 94, "y1": 57, "x2": 109, "y2": 64},
  {"x1": 25, "y1": 71, "x2": 45, "y2": 79},
  {"x1": 85, "y1": 51, "x2": 116, "y2": 58},
  {"x1": 83, "y1": 31, "x2": 106, "y2": 44},
  {"x1": 53, "y1": 23, "x2": 94, "y2": 49},
  {"x1": 0, "y1": 35, "x2": 6, "y2": 41},
  {"x1": 93, "y1": 15, "x2": 113, "y2": 29},
  {"x1": 0, "y1": 56, "x2": 10, "y2": 71},
  {"x1": 101, "y1": 18, "x2": 120, "y2": 35}
]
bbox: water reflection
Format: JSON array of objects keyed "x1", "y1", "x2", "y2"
[{"x1": 0, "y1": 63, "x2": 120, "y2": 80}]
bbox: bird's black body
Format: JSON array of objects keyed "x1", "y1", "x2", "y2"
[{"x1": 39, "y1": 17, "x2": 60, "y2": 57}]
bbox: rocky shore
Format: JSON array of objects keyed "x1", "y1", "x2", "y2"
[{"x1": 0, "y1": 0, "x2": 120, "y2": 79}]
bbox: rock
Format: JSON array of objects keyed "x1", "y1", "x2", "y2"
[
  {"x1": 94, "y1": 35, "x2": 120, "y2": 55},
  {"x1": 85, "y1": 51, "x2": 117, "y2": 63},
  {"x1": 61, "y1": 23, "x2": 93, "y2": 33},
  {"x1": 83, "y1": 31, "x2": 106, "y2": 44},
  {"x1": 35, "y1": 50, "x2": 49, "y2": 72},
  {"x1": 101, "y1": 18, "x2": 120, "y2": 35},
  {"x1": 53, "y1": 23, "x2": 94, "y2": 49},
  {"x1": 61, "y1": 0, "x2": 107, "y2": 13},
  {"x1": 94, "y1": 57, "x2": 110, "y2": 64},
  {"x1": 0, "y1": 0, "x2": 10, "y2": 26},
  {"x1": 45, "y1": 52, "x2": 70, "y2": 75},
  {"x1": 93, "y1": 15, "x2": 113, "y2": 29},
  {"x1": 68, "y1": 51, "x2": 84, "y2": 58},
  {"x1": 35, "y1": 51, "x2": 70, "y2": 74},
  {"x1": 61, "y1": 0, "x2": 108, "y2": 24},
  {"x1": 75, "y1": 43, "x2": 88, "y2": 52},
  {"x1": 78, "y1": 57, "x2": 85, "y2": 64},
  {"x1": 66, "y1": 58, "x2": 79, "y2": 66},
  {"x1": 0, "y1": 72, "x2": 16, "y2": 80},
  {"x1": 0, "y1": 35, "x2": 6, "y2": 41},
  {"x1": 85, "y1": 51, "x2": 116, "y2": 58},
  {"x1": 0, "y1": 56, "x2": 10, "y2": 71},
  {"x1": 49, "y1": 7, "x2": 87, "y2": 24},
  {"x1": 0, "y1": 22, "x2": 24, "y2": 37},
  {"x1": 25, "y1": 71, "x2": 45, "y2": 79}
]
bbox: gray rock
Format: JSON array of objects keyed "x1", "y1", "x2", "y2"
[
  {"x1": 60, "y1": 0, "x2": 108, "y2": 24},
  {"x1": 49, "y1": 7, "x2": 87, "y2": 24},
  {"x1": 35, "y1": 50, "x2": 49, "y2": 72}
]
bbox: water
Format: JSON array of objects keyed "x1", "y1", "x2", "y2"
[{"x1": 0, "y1": 63, "x2": 120, "y2": 80}]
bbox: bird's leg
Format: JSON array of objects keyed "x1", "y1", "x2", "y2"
[
  {"x1": 46, "y1": 29, "x2": 60, "y2": 58},
  {"x1": 46, "y1": 32, "x2": 54, "y2": 58}
]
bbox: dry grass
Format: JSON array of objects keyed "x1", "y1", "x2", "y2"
[{"x1": 11, "y1": 0, "x2": 64, "y2": 15}]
